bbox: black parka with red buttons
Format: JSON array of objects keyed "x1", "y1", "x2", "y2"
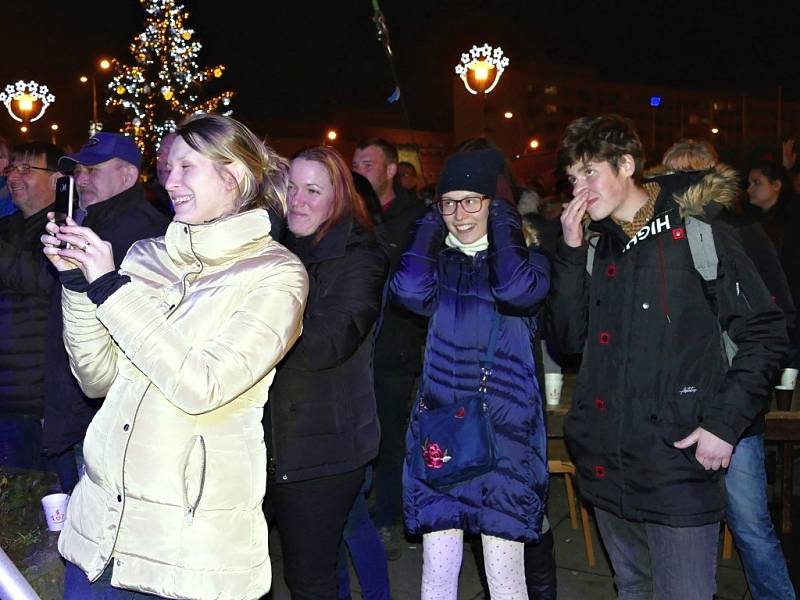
[{"x1": 547, "y1": 167, "x2": 788, "y2": 526}]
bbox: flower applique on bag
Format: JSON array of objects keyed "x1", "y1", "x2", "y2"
[
  {"x1": 414, "y1": 312, "x2": 501, "y2": 490},
  {"x1": 421, "y1": 440, "x2": 451, "y2": 469}
]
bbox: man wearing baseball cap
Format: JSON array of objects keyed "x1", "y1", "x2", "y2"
[
  {"x1": 41, "y1": 133, "x2": 169, "y2": 491},
  {"x1": 59, "y1": 132, "x2": 143, "y2": 210}
]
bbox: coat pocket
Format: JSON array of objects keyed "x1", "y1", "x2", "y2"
[{"x1": 181, "y1": 435, "x2": 206, "y2": 525}]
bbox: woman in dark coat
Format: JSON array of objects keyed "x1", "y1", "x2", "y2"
[
  {"x1": 390, "y1": 149, "x2": 550, "y2": 598},
  {"x1": 267, "y1": 146, "x2": 388, "y2": 599}
]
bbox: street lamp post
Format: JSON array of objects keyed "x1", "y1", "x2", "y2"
[
  {"x1": 455, "y1": 44, "x2": 509, "y2": 133},
  {"x1": 0, "y1": 80, "x2": 55, "y2": 135},
  {"x1": 80, "y1": 58, "x2": 112, "y2": 137}
]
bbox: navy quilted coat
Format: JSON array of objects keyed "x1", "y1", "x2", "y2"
[{"x1": 390, "y1": 200, "x2": 550, "y2": 542}]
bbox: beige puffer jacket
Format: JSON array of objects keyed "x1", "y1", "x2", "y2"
[{"x1": 57, "y1": 209, "x2": 308, "y2": 600}]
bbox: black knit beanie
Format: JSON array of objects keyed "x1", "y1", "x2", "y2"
[{"x1": 436, "y1": 148, "x2": 505, "y2": 198}]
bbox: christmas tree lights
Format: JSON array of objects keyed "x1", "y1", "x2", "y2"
[{"x1": 106, "y1": 0, "x2": 234, "y2": 166}]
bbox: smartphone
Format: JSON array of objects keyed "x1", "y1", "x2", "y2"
[{"x1": 54, "y1": 175, "x2": 74, "y2": 226}]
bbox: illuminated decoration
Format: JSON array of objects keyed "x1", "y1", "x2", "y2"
[
  {"x1": 0, "y1": 80, "x2": 55, "y2": 122},
  {"x1": 529, "y1": 139, "x2": 540, "y2": 150},
  {"x1": 106, "y1": 0, "x2": 235, "y2": 165},
  {"x1": 326, "y1": 129, "x2": 338, "y2": 141},
  {"x1": 455, "y1": 44, "x2": 509, "y2": 95},
  {"x1": 649, "y1": 96, "x2": 662, "y2": 107}
]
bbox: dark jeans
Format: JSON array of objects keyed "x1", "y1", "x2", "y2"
[
  {"x1": 337, "y1": 467, "x2": 392, "y2": 600},
  {"x1": 595, "y1": 508, "x2": 719, "y2": 600},
  {"x1": 64, "y1": 561, "x2": 168, "y2": 599},
  {"x1": 270, "y1": 466, "x2": 366, "y2": 600},
  {"x1": 726, "y1": 434, "x2": 796, "y2": 600},
  {"x1": 373, "y1": 370, "x2": 417, "y2": 527}
]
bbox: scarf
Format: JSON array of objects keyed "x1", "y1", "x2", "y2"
[{"x1": 445, "y1": 232, "x2": 489, "y2": 256}]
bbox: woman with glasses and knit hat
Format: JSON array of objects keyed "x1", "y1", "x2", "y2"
[{"x1": 390, "y1": 148, "x2": 550, "y2": 598}]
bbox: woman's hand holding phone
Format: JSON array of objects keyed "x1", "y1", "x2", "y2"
[{"x1": 42, "y1": 215, "x2": 116, "y2": 283}]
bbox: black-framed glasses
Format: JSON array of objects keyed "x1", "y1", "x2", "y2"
[
  {"x1": 436, "y1": 195, "x2": 487, "y2": 216},
  {"x1": 2, "y1": 164, "x2": 56, "y2": 176}
]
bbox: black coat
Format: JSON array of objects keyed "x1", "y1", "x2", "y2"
[
  {"x1": 374, "y1": 185, "x2": 427, "y2": 374},
  {"x1": 720, "y1": 211, "x2": 795, "y2": 437},
  {"x1": 547, "y1": 169, "x2": 787, "y2": 526},
  {"x1": 268, "y1": 217, "x2": 388, "y2": 483},
  {"x1": 41, "y1": 184, "x2": 170, "y2": 455},
  {"x1": 745, "y1": 198, "x2": 800, "y2": 362},
  {"x1": 0, "y1": 206, "x2": 56, "y2": 416}
]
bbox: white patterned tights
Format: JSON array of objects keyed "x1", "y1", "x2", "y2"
[{"x1": 421, "y1": 528, "x2": 528, "y2": 600}]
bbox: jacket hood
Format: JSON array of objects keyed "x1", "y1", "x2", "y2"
[{"x1": 649, "y1": 163, "x2": 740, "y2": 219}]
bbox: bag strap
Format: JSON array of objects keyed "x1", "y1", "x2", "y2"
[
  {"x1": 585, "y1": 221, "x2": 595, "y2": 276},
  {"x1": 481, "y1": 310, "x2": 502, "y2": 368},
  {"x1": 478, "y1": 310, "x2": 502, "y2": 395},
  {"x1": 419, "y1": 309, "x2": 502, "y2": 404}
]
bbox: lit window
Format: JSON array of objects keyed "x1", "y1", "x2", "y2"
[
  {"x1": 544, "y1": 85, "x2": 558, "y2": 95},
  {"x1": 545, "y1": 104, "x2": 558, "y2": 114}
]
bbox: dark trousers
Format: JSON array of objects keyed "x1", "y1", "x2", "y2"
[
  {"x1": 49, "y1": 447, "x2": 81, "y2": 494},
  {"x1": 64, "y1": 561, "x2": 167, "y2": 599},
  {"x1": 0, "y1": 415, "x2": 81, "y2": 495},
  {"x1": 595, "y1": 508, "x2": 719, "y2": 600},
  {"x1": 337, "y1": 467, "x2": 392, "y2": 600},
  {"x1": 471, "y1": 528, "x2": 557, "y2": 600},
  {"x1": 0, "y1": 415, "x2": 44, "y2": 470},
  {"x1": 373, "y1": 370, "x2": 417, "y2": 527},
  {"x1": 270, "y1": 466, "x2": 366, "y2": 600}
]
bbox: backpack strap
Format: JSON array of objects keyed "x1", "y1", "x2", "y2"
[
  {"x1": 685, "y1": 216, "x2": 718, "y2": 282},
  {"x1": 585, "y1": 221, "x2": 596, "y2": 276},
  {"x1": 685, "y1": 216, "x2": 739, "y2": 363}
]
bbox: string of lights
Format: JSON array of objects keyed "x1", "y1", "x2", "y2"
[{"x1": 106, "y1": 0, "x2": 234, "y2": 164}]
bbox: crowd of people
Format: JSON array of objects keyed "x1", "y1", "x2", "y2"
[{"x1": 0, "y1": 110, "x2": 796, "y2": 600}]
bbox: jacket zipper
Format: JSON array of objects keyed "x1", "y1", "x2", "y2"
[{"x1": 183, "y1": 435, "x2": 207, "y2": 525}]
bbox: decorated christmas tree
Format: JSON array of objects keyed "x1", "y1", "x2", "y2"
[{"x1": 106, "y1": 0, "x2": 234, "y2": 167}]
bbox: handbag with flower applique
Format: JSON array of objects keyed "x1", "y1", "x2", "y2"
[{"x1": 413, "y1": 311, "x2": 500, "y2": 489}]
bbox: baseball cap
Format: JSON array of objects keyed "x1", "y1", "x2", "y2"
[{"x1": 58, "y1": 133, "x2": 142, "y2": 172}]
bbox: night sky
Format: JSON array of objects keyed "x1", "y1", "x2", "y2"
[{"x1": 3, "y1": 0, "x2": 799, "y2": 150}]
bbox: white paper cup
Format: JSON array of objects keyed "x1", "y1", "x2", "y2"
[
  {"x1": 780, "y1": 368, "x2": 798, "y2": 390},
  {"x1": 41, "y1": 493, "x2": 69, "y2": 532},
  {"x1": 545, "y1": 373, "x2": 564, "y2": 406}
]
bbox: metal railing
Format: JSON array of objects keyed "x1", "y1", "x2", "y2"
[{"x1": 0, "y1": 546, "x2": 40, "y2": 600}]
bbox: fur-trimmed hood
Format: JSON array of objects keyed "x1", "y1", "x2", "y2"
[{"x1": 647, "y1": 163, "x2": 740, "y2": 219}]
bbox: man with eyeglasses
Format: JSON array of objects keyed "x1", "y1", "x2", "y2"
[
  {"x1": 0, "y1": 141, "x2": 65, "y2": 472},
  {"x1": 39, "y1": 133, "x2": 169, "y2": 493},
  {"x1": 0, "y1": 136, "x2": 17, "y2": 218}
]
